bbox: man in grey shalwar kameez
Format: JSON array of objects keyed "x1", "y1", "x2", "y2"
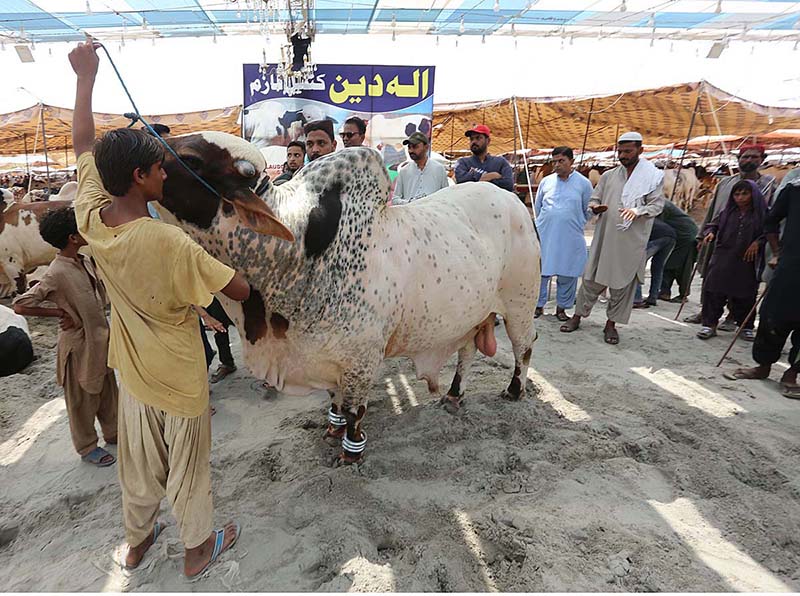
[{"x1": 561, "y1": 132, "x2": 665, "y2": 345}]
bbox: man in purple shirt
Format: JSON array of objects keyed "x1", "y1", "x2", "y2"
[{"x1": 454, "y1": 125, "x2": 514, "y2": 192}]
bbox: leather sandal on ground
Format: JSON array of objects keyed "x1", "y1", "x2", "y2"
[
  {"x1": 210, "y1": 364, "x2": 237, "y2": 384},
  {"x1": 782, "y1": 384, "x2": 800, "y2": 400},
  {"x1": 697, "y1": 326, "x2": 717, "y2": 340},
  {"x1": 603, "y1": 327, "x2": 619, "y2": 345},
  {"x1": 560, "y1": 318, "x2": 580, "y2": 333}
]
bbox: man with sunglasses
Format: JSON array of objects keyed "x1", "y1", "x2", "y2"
[{"x1": 340, "y1": 116, "x2": 366, "y2": 148}]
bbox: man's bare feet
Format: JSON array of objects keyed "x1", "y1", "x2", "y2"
[
  {"x1": 185, "y1": 522, "x2": 240, "y2": 578},
  {"x1": 723, "y1": 364, "x2": 771, "y2": 381},
  {"x1": 125, "y1": 521, "x2": 161, "y2": 569}
]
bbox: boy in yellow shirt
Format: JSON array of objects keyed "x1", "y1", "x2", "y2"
[{"x1": 69, "y1": 41, "x2": 250, "y2": 578}]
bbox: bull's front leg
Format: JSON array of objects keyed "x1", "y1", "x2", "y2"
[
  {"x1": 324, "y1": 390, "x2": 347, "y2": 442},
  {"x1": 334, "y1": 358, "x2": 379, "y2": 465}
]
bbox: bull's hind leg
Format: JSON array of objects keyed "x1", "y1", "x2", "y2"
[
  {"x1": 501, "y1": 313, "x2": 537, "y2": 401},
  {"x1": 440, "y1": 342, "x2": 477, "y2": 414}
]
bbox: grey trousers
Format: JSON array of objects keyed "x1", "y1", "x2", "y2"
[{"x1": 575, "y1": 278, "x2": 638, "y2": 325}]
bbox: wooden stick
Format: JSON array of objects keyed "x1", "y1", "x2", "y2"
[
  {"x1": 715, "y1": 288, "x2": 768, "y2": 367},
  {"x1": 674, "y1": 254, "x2": 702, "y2": 321}
]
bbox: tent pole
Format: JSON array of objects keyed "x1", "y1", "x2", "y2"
[
  {"x1": 524, "y1": 100, "x2": 531, "y2": 153},
  {"x1": 668, "y1": 88, "x2": 702, "y2": 206},
  {"x1": 29, "y1": 107, "x2": 41, "y2": 195},
  {"x1": 39, "y1": 103, "x2": 51, "y2": 192},
  {"x1": 578, "y1": 98, "x2": 594, "y2": 168},
  {"x1": 449, "y1": 115, "x2": 455, "y2": 156},
  {"x1": 704, "y1": 86, "x2": 734, "y2": 174},
  {"x1": 23, "y1": 134, "x2": 30, "y2": 178},
  {"x1": 512, "y1": 97, "x2": 518, "y2": 184},
  {"x1": 512, "y1": 97, "x2": 535, "y2": 218}
]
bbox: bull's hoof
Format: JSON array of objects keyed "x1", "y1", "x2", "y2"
[
  {"x1": 334, "y1": 450, "x2": 364, "y2": 467},
  {"x1": 440, "y1": 394, "x2": 463, "y2": 414},
  {"x1": 500, "y1": 389, "x2": 523, "y2": 402},
  {"x1": 323, "y1": 424, "x2": 346, "y2": 445}
]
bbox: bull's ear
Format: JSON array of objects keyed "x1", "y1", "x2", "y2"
[{"x1": 224, "y1": 191, "x2": 295, "y2": 242}]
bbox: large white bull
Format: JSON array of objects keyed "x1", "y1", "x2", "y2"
[{"x1": 155, "y1": 132, "x2": 540, "y2": 463}]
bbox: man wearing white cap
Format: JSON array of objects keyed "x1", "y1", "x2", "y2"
[{"x1": 560, "y1": 132, "x2": 665, "y2": 345}]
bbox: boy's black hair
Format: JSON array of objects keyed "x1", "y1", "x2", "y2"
[
  {"x1": 287, "y1": 140, "x2": 306, "y2": 154},
  {"x1": 39, "y1": 207, "x2": 78, "y2": 250},
  {"x1": 93, "y1": 128, "x2": 165, "y2": 196}
]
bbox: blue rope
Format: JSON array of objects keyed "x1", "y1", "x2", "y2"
[{"x1": 95, "y1": 43, "x2": 224, "y2": 201}]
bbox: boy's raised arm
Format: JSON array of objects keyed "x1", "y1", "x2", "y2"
[{"x1": 69, "y1": 41, "x2": 100, "y2": 157}]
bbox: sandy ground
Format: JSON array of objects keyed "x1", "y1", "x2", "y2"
[{"x1": 2, "y1": 268, "x2": 800, "y2": 592}]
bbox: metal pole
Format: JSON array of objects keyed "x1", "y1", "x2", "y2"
[
  {"x1": 705, "y1": 86, "x2": 735, "y2": 175},
  {"x1": 668, "y1": 88, "x2": 703, "y2": 206},
  {"x1": 38, "y1": 103, "x2": 51, "y2": 192},
  {"x1": 513, "y1": 97, "x2": 536, "y2": 224},
  {"x1": 578, "y1": 98, "x2": 595, "y2": 168},
  {"x1": 513, "y1": 98, "x2": 518, "y2": 183}
]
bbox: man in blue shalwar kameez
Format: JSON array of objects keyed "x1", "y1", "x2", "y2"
[{"x1": 534, "y1": 146, "x2": 594, "y2": 321}]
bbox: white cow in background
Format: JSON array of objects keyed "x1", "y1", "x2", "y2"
[{"x1": 663, "y1": 167, "x2": 699, "y2": 211}]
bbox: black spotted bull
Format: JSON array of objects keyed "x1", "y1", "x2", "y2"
[{"x1": 155, "y1": 132, "x2": 541, "y2": 463}]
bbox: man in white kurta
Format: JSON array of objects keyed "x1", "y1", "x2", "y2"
[{"x1": 561, "y1": 132, "x2": 665, "y2": 344}]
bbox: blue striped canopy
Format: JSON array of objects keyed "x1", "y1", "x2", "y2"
[{"x1": 2, "y1": 1, "x2": 799, "y2": 45}]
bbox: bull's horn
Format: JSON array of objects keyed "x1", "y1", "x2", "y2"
[{"x1": 234, "y1": 159, "x2": 257, "y2": 178}]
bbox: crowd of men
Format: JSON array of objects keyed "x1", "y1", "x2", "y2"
[{"x1": 3, "y1": 39, "x2": 798, "y2": 584}]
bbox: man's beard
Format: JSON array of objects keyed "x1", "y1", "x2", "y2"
[{"x1": 740, "y1": 162, "x2": 758, "y2": 173}]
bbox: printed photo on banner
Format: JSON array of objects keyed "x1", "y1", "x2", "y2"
[{"x1": 242, "y1": 64, "x2": 435, "y2": 179}]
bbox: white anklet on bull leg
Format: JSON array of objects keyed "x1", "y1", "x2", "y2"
[
  {"x1": 324, "y1": 407, "x2": 347, "y2": 440},
  {"x1": 340, "y1": 431, "x2": 367, "y2": 464}
]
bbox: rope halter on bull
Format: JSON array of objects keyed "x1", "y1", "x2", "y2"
[{"x1": 92, "y1": 39, "x2": 226, "y2": 203}]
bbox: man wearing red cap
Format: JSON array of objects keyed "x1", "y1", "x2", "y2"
[
  {"x1": 684, "y1": 144, "x2": 775, "y2": 326},
  {"x1": 454, "y1": 125, "x2": 514, "y2": 192}
]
